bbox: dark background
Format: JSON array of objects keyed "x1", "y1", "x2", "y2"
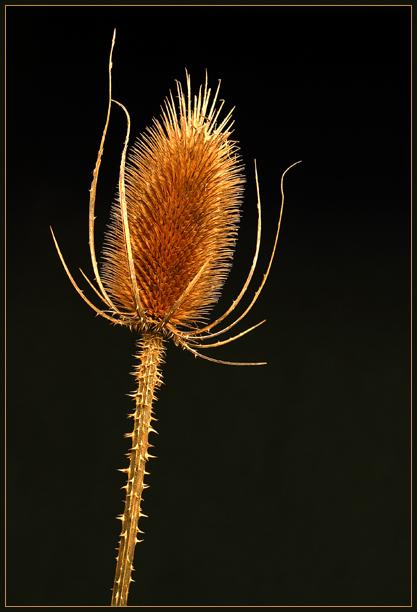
[{"x1": 6, "y1": 3, "x2": 411, "y2": 607}]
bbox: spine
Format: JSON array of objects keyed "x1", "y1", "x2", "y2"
[{"x1": 111, "y1": 331, "x2": 165, "y2": 606}]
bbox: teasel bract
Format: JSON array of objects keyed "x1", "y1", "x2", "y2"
[{"x1": 51, "y1": 30, "x2": 300, "y2": 606}]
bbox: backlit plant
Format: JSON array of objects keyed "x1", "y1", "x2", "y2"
[{"x1": 51, "y1": 30, "x2": 300, "y2": 606}]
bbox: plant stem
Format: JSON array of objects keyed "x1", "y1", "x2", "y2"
[{"x1": 111, "y1": 331, "x2": 165, "y2": 606}]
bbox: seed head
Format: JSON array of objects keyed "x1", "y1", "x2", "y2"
[
  {"x1": 101, "y1": 73, "x2": 244, "y2": 328},
  {"x1": 50, "y1": 30, "x2": 301, "y2": 366}
]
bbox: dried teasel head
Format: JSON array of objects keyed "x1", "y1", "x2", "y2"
[
  {"x1": 101, "y1": 72, "x2": 244, "y2": 328},
  {"x1": 51, "y1": 30, "x2": 301, "y2": 366}
]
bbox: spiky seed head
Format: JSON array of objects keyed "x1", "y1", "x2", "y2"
[{"x1": 101, "y1": 72, "x2": 245, "y2": 328}]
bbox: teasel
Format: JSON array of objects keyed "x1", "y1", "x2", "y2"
[{"x1": 50, "y1": 30, "x2": 300, "y2": 606}]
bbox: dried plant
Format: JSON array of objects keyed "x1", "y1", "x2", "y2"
[{"x1": 51, "y1": 30, "x2": 300, "y2": 606}]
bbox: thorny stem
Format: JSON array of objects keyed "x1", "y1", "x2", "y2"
[{"x1": 111, "y1": 332, "x2": 165, "y2": 606}]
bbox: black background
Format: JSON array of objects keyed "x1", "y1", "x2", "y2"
[{"x1": 6, "y1": 3, "x2": 411, "y2": 607}]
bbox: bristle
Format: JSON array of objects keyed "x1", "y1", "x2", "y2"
[{"x1": 101, "y1": 73, "x2": 245, "y2": 327}]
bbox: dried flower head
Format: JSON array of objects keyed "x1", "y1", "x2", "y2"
[
  {"x1": 51, "y1": 30, "x2": 300, "y2": 364},
  {"x1": 101, "y1": 73, "x2": 244, "y2": 327}
]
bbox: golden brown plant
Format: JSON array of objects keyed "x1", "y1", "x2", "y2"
[{"x1": 51, "y1": 30, "x2": 300, "y2": 606}]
